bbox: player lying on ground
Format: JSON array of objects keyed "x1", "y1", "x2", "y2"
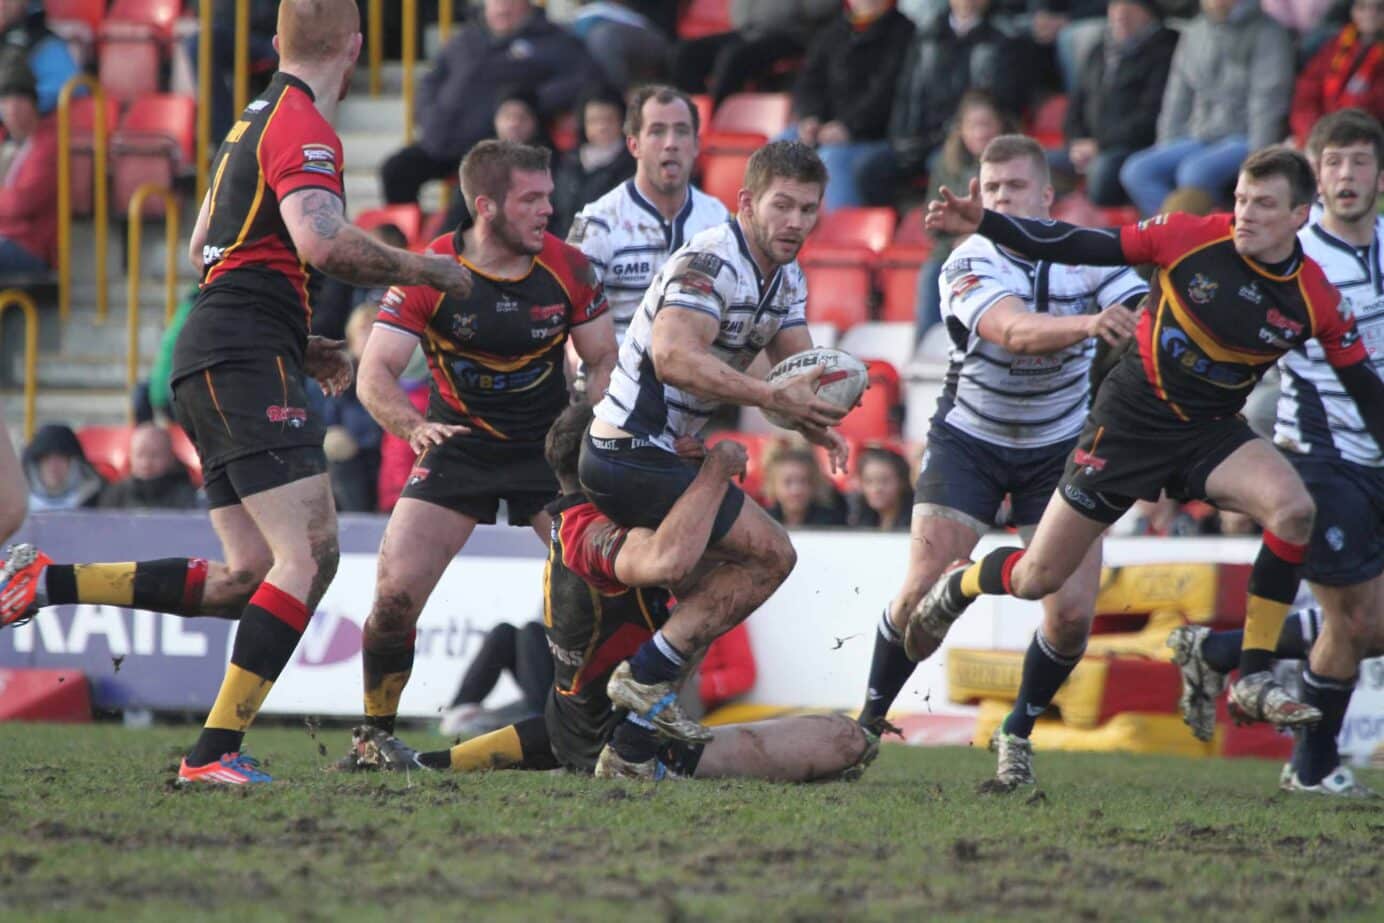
[
  {"x1": 916, "y1": 145, "x2": 1384, "y2": 740},
  {"x1": 342, "y1": 403, "x2": 876, "y2": 781},
  {"x1": 853, "y1": 134, "x2": 1146, "y2": 788}
]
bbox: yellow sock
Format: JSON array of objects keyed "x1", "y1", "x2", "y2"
[
  {"x1": 73, "y1": 563, "x2": 137, "y2": 606},
  {"x1": 364, "y1": 670, "x2": 411, "y2": 726},
  {"x1": 960, "y1": 563, "x2": 984, "y2": 599},
  {"x1": 448, "y1": 725, "x2": 525, "y2": 772},
  {"x1": 204, "y1": 664, "x2": 274, "y2": 732},
  {"x1": 1243, "y1": 594, "x2": 1291, "y2": 653}
]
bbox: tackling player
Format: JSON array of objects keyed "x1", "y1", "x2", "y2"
[
  {"x1": 347, "y1": 403, "x2": 877, "y2": 782},
  {"x1": 853, "y1": 135, "x2": 1146, "y2": 788},
  {"x1": 580, "y1": 141, "x2": 849, "y2": 744},
  {"x1": 0, "y1": 0, "x2": 473, "y2": 785},
  {"x1": 568, "y1": 85, "x2": 729, "y2": 345},
  {"x1": 918, "y1": 146, "x2": 1384, "y2": 742},
  {"x1": 1168, "y1": 110, "x2": 1384, "y2": 797},
  {"x1": 341, "y1": 140, "x2": 617, "y2": 747}
]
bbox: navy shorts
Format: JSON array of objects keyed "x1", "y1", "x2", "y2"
[
  {"x1": 577, "y1": 432, "x2": 745, "y2": 543},
  {"x1": 914, "y1": 420, "x2": 1076, "y2": 528},
  {"x1": 1292, "y1": 454, "x2": 1384, "y2": 587}
]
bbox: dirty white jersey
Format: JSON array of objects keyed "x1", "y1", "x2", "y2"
[
  {"x1": 594, "y1": 220, "x2": 808, "y2": 450},
  {"x1": 567, "y1": 179, "x2": 729, "y2": 342},
  {"x1": 1276, "y1": 218, "x2": 1384, "y2": 467},
  {"x1": 937, "y1": 234, "x2": 1146, "y2": 449}
]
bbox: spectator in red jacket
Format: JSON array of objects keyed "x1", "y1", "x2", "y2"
[
  {"x1": 0, "y1": 55, "x2": 55, "y2": 275},
  {"x1": 1291, "y1": 0, "x2": 1384, "y2": 147}
]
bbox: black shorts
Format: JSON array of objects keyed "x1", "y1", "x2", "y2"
[
  {"x1": 171, "y1": 356, "x2": 327, "y2": 509},
  {"x1": 578, "y1": 432, "x2": 745, "y2": 543},
  {"x1": 914, "y1": 420, "x2": 1076, "y2": 528},
  {"x1": 1292, "y1": 455, "x2": 1384, "y2": 587},
  {"x1": 544, "y1": 688, "x2": 706, "y2": 777},
  {"x1": 400, "y1": 436, "x2": 556, "y2": 526},
  {"x1": 1057, "y1": 394, "x2": 1258, "y2": 524}
]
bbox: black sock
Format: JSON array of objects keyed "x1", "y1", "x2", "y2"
[
  {"x1": 610, "y1": 716, "x2": 660, "y2": 763},
  {"x1": 1200, "y1": 630, "x2": 1242, "y2": 674},
  {"x1": 1002, "y1": 631, "x2": 1083, "y2": 738},
  {"x1": 43, "y1": 558, "x2": 210, "y2": 613},
  {"x1": 858, "y1": 608, "x2": 916, "y2": 728},
  {"x1": 1292, "y1": 670, "x2": 1354, "y2": 786},
  {"x1": 629, "y1": 630, "x2": 686, "y2": 685}
]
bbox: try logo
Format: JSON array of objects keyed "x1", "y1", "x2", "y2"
[{"x1": 266, "y1": 405, "x2": 307, "y2": 427}]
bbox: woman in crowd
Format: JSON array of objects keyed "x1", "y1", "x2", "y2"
[
  {"x1": 763, "y1": 443, "x2": 846, "y2": 527},
  {"x1": 848, "y1": 446, "x2": 913, "y2": 531},
  {"x1": 551, "y1": 87, "x2": 636, "y2": 237}
]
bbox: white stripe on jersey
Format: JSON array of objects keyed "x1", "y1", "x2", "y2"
[
  {"x1": 594, "y1": 220, "x2": 808, "y2": 450},
  {"x1": 567, "y1": 180, "x2": 729, "y2": 342},
  {"x1": 1276, "y1": 219, "x2": 1384, "y2": 467},
  {"x1": 937, "y1": 234, "x2": 1147, "y2": 449}
]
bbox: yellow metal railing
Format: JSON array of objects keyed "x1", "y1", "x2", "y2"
[
  {"x1": 0, "y1": 290, "x2": 38, "y2": 440},
  {"x1": 402, "y1": 0, "x2": 417, "y2": 144},
  {"x1": 126, "y1": 185, "x2": 180, "y2": 404},
  {"x1": 196, "y1": 0, "x2": 213, "y2": 202},
  {"x1": 368, "y1": 0, "x2": 383, "y2": 96},
  {"x1": 233, "y1": 0, "x2": 250, "y2": 117},
  {"x1": 57, "y1": 74, "x2": 109, "y2": 326}
]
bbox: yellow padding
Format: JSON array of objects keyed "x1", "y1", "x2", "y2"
[
  {"x1": 972, "y1": 699, "x2": 1212, "y2": 758},
  {"x1": 1095, "y1": 562, "x2": 1218, "y2": 624},
  {"x1": 948, "y1": 649, "x2": 1110, "y2": 729}
]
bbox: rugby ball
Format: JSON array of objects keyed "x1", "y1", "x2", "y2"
[{"x1": 762, "y1": 347, "x2": 868, "y2": 430}]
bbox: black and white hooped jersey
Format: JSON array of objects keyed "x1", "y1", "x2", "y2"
[
  {"x1": 593, "y1": 220, "x2": 808, "y2": 450},
  {"x1": 567, "y1": 180, "x2": 729, "y2": 342},
  {"x1": 938, "y1": 234, "x2": 1147, "y2": 449},
  {"x1": 1276, "y1": 218, "x2": 1384, "y2": 467}
]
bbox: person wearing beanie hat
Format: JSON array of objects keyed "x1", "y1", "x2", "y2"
[{"x1": 0, "y1": 51, "x2": 56, "y2": 275}]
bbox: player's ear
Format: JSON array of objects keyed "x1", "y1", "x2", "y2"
[
  {"x1": 626, "y1": 132, "x2": 639, "y2": 159},
  {"x1": 737, "y1": 187, "x2": 753, "y2": 216},
  {"x1": 1041, "y1": 183, "x2": 1054, "y2": 209}
]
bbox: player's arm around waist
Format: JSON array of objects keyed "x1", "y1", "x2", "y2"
[
  {"x1": 571, "y1": 313, "x2": 617, "y2": 402},
  {"x1": 357, "y1": 324, "x2": 430, "y2": 441},
  {"x1": 650, "y1": 305, "x2": 775, "y2": 407},
  {"x1": 975, "y1": 295, "x2": 1136, "y2": 354}
]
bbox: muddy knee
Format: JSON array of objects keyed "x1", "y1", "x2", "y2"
[{"x1": 366, "y1": 589, "x2": 420, "y2": 645}]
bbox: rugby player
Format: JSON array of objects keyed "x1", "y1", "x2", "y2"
[
  {"x1": 348, "y1": 403, "x2": 877, "y2": 782},
  {"x1": 1168, "y1": 110, "x2": 1384, "y2": 797},
  {"x1": 340, "y1": 140, "x2": 617, "y2": 748},
  {"x1": 0, "y1": 0, "x2": 473, "y2": 785},
  {"x1": 580, "y1": 141, "x2": 849, "y2": 744},
  {"x1": 918, "y1": 145, "x2": 1384, "y2": 742},
  {"x1": 853, "y1": 135, "x2": 1147, "y2": 787},
  {"x1": 568, "y1": 85, "x2": 729, "y2": 345}
]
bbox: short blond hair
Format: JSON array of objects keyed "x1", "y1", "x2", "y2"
[{"x1": 277, "y1": 0, "x2": 360, "y2": 64}]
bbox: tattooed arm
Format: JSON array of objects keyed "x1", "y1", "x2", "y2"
[{"x1": 280, "y1": 189, "x2": 473, "y2": 296}]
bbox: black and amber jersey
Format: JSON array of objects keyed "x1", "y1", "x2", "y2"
[
  {"x1": 375, "y1": 229, "x2": 608, "y2": 443},
  {"x1": 542, "y1": 494, "x2": 671, "y2": 758},
  {"x1": 173, "y1": 72, "x2": 346, "y2": 381},
  {"x1": 1116, "y1": 213, "x2": 1364, "y2": 421}
]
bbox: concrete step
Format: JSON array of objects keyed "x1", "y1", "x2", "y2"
[
  {"x1": 337, "y1": 96, "x2": 406, "y2": 136},
  {"x1": 14, "y1": 354, "x2": 153, "y2": 391},
  {"x1": 2, "y1": 388, "x2": 132, "y2": 430},
  {"x1": 349, "y1": 61, "x2": 430, "y2": 97},
  {"x1": 341, "y1": 129, "x2": 405, "y2": 175}
]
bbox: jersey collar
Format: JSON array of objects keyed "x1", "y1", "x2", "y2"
[
  {"x1": 1310, "y1": 219, "x2": 1383, "y2": 294},
  {"x1": 276, "y1": 71, "x2": 316, "y2": 101},
  {"x1": 625, "y1": 179, "x2": 694, "y2": 251},
  {"x1": 730, "y1": 217, "x2": 782, "y2": 308}
]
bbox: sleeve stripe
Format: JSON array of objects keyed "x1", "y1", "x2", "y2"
[
  {"x1": 372, "y1": 319, "x2": 423, "y2": 338},
  {"x1": 663, "y1": 301, "x2": 722, "y2": 319}
]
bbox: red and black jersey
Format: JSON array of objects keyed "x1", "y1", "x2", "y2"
[
  {"x1": 375, "y1": 230, "x2": 608, "y2": 443},
  {"x1": 543, "y1": 494, "x2": 670, "y2": 721},
  {"x1": 173, "y1": 72, "x2": 346, "y2": 381},
  {"x1": 1117, "y1": 213, "x2": 1364, "y2": 420}
]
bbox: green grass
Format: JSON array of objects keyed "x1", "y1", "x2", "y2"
[{"x1": 4, "y1": 724, "x2": 1384, "y2": 920}]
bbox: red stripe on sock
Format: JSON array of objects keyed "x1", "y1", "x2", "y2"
[
  {"x1": 182, "y1": 558, "x2": 209, "y2": 610},
  {"x1": 1000, "y1": 551, "x2": 1025, "y2": 595},
  {"x1": 1264, "y1": 530, "x2": 1308, "y2": 565},
  {"x1": 250, "y1": 582, "x2": 311, "y2": 633}
]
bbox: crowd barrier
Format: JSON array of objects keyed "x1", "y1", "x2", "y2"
[{"x1": 4, "y1": 512, "x2": 1382, "y2": 763}]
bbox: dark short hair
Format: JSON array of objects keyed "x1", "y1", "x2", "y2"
[
  {"x1": 459, "y1": 140, "x2": 551, "y2": 213},
  {"x1": 980, "y1": 134, "x2": 1050, "y2": 185},
  {"x1": 544, "y1": 401, "x2": 593, "y2": 487},
  {"x1": 624, "y1": 84, "x2": 700, "y2": 138},
  {"x1": 743, "y1": 140, "x2": 827, "y2": 200},
  {"x1": 1239, "y1": 146, "x2": 1317, "y2": 207},
  {"x1": 1306, "y1": 108, "x2": 1384, "y2": 166}
]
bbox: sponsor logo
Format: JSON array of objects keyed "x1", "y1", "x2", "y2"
[
  {"x1": 1326, "y1": 526, "x2": 1345, "y2": 552},
  {"x1": 407, "y1": 465, "x2": 429, "y2": 486},
  {"x1": 302, "y1": 143, "x2": 336, "y2": 163},
  {"x1": 772, "y1": 351, "x2": 838, "y2": 377},
  {"x1": 293, "y1": 610, "x2": 362, "y2": 667},
  {"x1": 1238, "y1": 282, "x2": 1263, "y2": 304},
  {"x1": 1063, "y1": 483, "x2": 1096, "y2": 510},
  {"x1": 720, "y1": 319, "x2": 745, "y2": 335},
  {"x1": 530, "y1": 303, "x2": 565, "y2": 321},
  {"x1": 612, "y1": 260, "x2": 651, "y2": 277},
  {"x1": 449, "y1": 357, "x2": 550, "y2": 393},
  {"x1": 548, "y1": 639, "x2": 585, "y2": 668},
  {"x1": 266, "y1": 405, "x2": 307, "y2": 427},
  {"x1": 451, "y1": 313, "x2": 478, "y2": 341},
  {"x1": 686, "y1": 252, "x2": 725, "y2": 277},
  {"x1": 530, "y1": 326, "x2": 559, "y2": 340},
  {"x1": 1257, "y1": 327, "x2": 1293, "y2": 349},
  {"x1": 1187, "y1": 273, "x2": 1218, "y2": 304},
  {"x1": 1073, "y1": 447, "x2": 1106, "y2": 472},
  {"x1": 951, "y1": 275, "x2": 983, "y2": 300},
  {"x1": 1160, "y1": 327, "x2": 1246, "y2": 386},
  {"x1": 1266, "y1": 308, "x2": 1304, "y2": 336},
  {"x1": 202, "y1": 245, "x2": 225, "y2": 266},
  {"x1": 1025, "y1": 704, "x2": 1046, "y2": 718},
  {"x1": 495, "y1": 295, "x2": 520, "y2": 313},
  {"x1": 944, "y1": 259, "x2": 980, "y2": 282},
  {"x1": 246, "y1": 99, "x2": 269, "y2": 112},
  {"x1": 1009, "y1": 355, "x2": 1061, "y2": 376},
  {"x1": 301, "y1": 163, "x2": 337, "y2": 176},
  {"x1": 674, "y1": 270, "x2": 716, "y2": 295}
]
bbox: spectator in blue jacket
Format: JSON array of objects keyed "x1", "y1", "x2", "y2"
[{"x1": 0, "y1": 0, "x2": 77, "y2": 115}]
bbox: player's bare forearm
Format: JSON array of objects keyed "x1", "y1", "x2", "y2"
[
  {"x1": 617, "y1": 457, "x2": 734, "y2": 587},
  {"x1": 656, "y1": 346, "x2": 774, "y2": 407},
  {"x1": 357, "y1": 355, "x2": 426, "y2": 441},
  {"x1": 997, "y1": 313, "x2": 1098, "y2": 355},
  {"x1": 571, "y1": 314, "x2": 617, "y2": 402}
]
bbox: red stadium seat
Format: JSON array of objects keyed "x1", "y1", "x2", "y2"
[
  {"x1": 100, "y1": 0, "x2": 183, "y2": 103},
  {"x1": 66, "y1": 95, "x2": 122, "y2": 217},
  {"x1": 836, "y1": 374, "x2": 896, "y2": 441},
  {"x1": 801, "y1": 258, "x2": 871, "y2": 331},
  {"x1": 106, "y1": 0, "x2": 182, "y2": 40},
  {"x1": 77, "y1": 425, "x2": 134, "y2": 483},
  {"x1": 876, "y1": 243, "x2": 931, "y2": 323},
  {"x1": 893, "y1": 206, "x2": 930, "y2": 246},
  {"x1": 47, "y1": 0, "x2": 107, "y2": 64},
  {"x1": 111, "y1": 93, "x2": 195, "y2": 217},
  {"x1": 1026, "y1": 94, "x2": 1068, "y2": 150},
  {"x1": 811, "y1": 207, "x2": 897, "y2": 252},
  {"x1": 865, "y1": 359, "x2": 902, "y2": 408},
  {"x1": 678, "y1": 0, "x2": 732, "y2": 39},
  {"x1": 711, "y1": 93, "x2": 791, "y2": 138},
  {"x1": 704, "y1": 430, "x2": 770, "y2": 503},
  {"x1": 690, "y1": 93, "x2": 714, "y2": 141},
  {"x1": 356, "y1": 204, "x2": 424, "y2": 248},
  {"x1": 699, "y1": 149, "x2": 752, "y2": 212}
]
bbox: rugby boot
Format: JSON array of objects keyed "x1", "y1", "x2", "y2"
[
  {"x1": 594, "y1": 744, "x2": 672, "y2": 780},
  {"x1": 606, "y1": 661, "x2": 712, "y2": 743},
  {"x1": 990, "y1": 728, "x2": 1036, "y2": 788},
  {"x1": 0, "y1": 544, "x2": 50, "y2": 628},
  {"x1": 177, "y1": 753, "x2": 272, "y2": 785},
  {"x1": 1280, "y1": 764, "x2": 1379, "y2": 798},
  {"x1": 903, "y1": 559, "x2": 974, "y2": 662},
  {"x1": 1228, "y1": 670, "x2": 1321, "y2": 728},
  {"x1": 1167, "y1": 625, "x2": 1226, "y2": 742},
  {"x1": 351, "y1": 725, "x2": 429, "y2": 772}
]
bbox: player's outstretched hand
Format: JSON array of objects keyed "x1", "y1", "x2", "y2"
[
  {"x1": 767, "y1": 364, "x2": 848, "y2": 429},
  {"x1": 925, "y1": 177, "x2": 983, "y2": 237},
  {"x1": 305, "y1": 335, "x2": 354, "y2": 397},
  {"x1": 407, "y1": 420, "x2": 469, "y2": 454},
  {"x1": 1088, "y1": 303, "x2": 1140, "y2": 346},
  {"x1": 422, "y1": 254, "x2": 474, "y2": 299},
  {"x1": 673, "y1": 434, "x2": 707, "y2": 460},
  {"x1": 799, "y1": 423, "x2": 849, "y2": 475},
  {"x1": 705, "y1": 440, "x2": 749, "y2": 480}
]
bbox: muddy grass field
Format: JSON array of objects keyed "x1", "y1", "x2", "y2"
[{"x1": 4, "y1": 723, "x2": 1384, "y2": 920}]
